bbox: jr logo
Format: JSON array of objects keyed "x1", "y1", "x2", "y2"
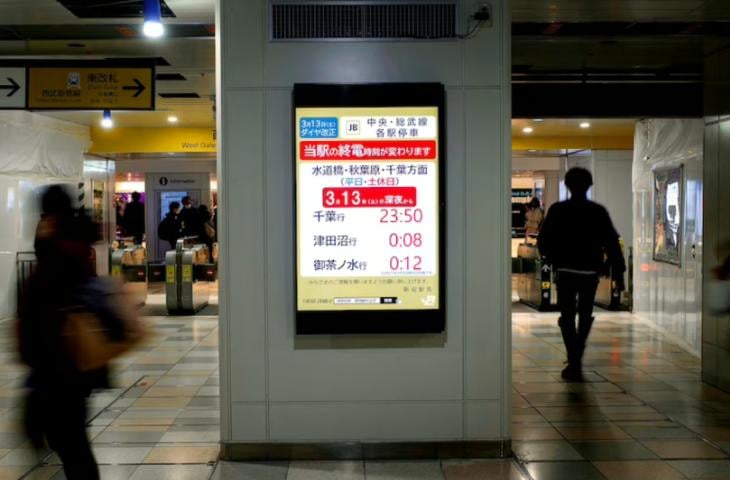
[{"x1": 345, "y1": 120, "x2": 361, "y2": 136}]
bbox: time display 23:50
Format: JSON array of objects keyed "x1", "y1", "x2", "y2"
[{"x1": 379, "y1": 208, "x2": 423, "y2": 223}]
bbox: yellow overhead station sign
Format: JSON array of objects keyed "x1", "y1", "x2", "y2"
[
  {"x1": 89, "y1": 127, "x2": 216, "y2": 154},
  {"x1": 28, "y1": 67, "x2": 154, "y2": 110}
]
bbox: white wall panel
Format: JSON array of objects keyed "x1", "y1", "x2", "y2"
[
  {"x1": 464, "y1": 88, "x2": 505, "y2": 400},
  {"x1": 465, "y1": 400, "x2": 502, "y2": 439},
  {"x1": 231, "y1": 402, "x2": 268, "y2": 442},
  {"x1": 593, "y1": 150, "x2": 633, "y2": 244},
  {"x1": 264, "y1": 43, "x2": 464, "y2": 88},
  {"x1": 463, "y1": 0, "x2": 503, "y2": 87},
  {"x1": 224, "y1": 90, "x2": 268, "y2": 404},
  {"x1": 221, "y1": 0, "x2": 264, "y2": 88},
  {"x1": 269, "y1": 402, "x2": 464, "y2": 441}
]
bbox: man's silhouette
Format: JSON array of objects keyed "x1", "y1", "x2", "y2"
[{"x1": 538, "y1": 167, "x2": 625, "y2": 382}]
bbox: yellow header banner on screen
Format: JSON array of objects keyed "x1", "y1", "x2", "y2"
[
  {"x1": 89, "y1": 127, "x2": 216, "y2": 154},
  {"x1": 28, "y1": 67, "x2": 154, "y2": 110}
]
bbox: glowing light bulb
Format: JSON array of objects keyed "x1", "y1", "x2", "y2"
[
  {"x1": 143, "y1": 0, "x2": 164, "y2": 38},
  {"x1": 101, "y1": 110, "x2": 113, "y2": 129}
]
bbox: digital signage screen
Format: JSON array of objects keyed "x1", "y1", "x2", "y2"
[
  {"x1": 294, "y1": 84, "x2": 445, "y2": 334},
  {"x1": 653, "y1": 165, "x2": 683, "y2": 266}
]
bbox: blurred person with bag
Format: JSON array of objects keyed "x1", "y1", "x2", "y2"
[
  {"x1": 525, "y1": 197, "x2": 544, "y2": 238},
  {"x1": 17, "y1": 185, "x2": 146, "y2": 480},
  {"x1": 158, "y1": 201, "x2": 183, "y2": 250},
  {"x1": 709, "y1": 251, "x2": 730, "y2": 315},
  {"x1": 198, "y1": 204, "x2": 216, "y2": 260}
]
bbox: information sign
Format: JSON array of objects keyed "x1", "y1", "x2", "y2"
[
  {"x1": 0, "y1": 68, "x2": 26, "y2": 109},
  {"x1": 294, "y1": 84, "x2": 445, "y2": 334},
  {"x1": 28, "y1": 66, "x2": 154, "y2": 110}
]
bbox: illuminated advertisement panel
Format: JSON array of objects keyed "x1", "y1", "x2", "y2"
[{"x1": 294, "y1": 84, "x2": 445, "y2": 334}]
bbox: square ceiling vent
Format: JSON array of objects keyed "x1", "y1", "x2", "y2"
[{"x1": 57, "y1": 0, "x2": 176, "y2": 19}]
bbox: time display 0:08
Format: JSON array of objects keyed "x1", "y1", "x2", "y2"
[
  {"x1": 379, "y1": 208, "x2": 423, "y2": 223},
  {"x1": 388, "y1": 232, "x2": 423, "y2": 248}
]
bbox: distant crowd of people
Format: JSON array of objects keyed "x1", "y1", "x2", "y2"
[
  {"x1": 158, "y1": 196, "x2": 216, "y2": 253},
  {"x1": 115, "y1": 192, "x2": 217, "y2": 254}
]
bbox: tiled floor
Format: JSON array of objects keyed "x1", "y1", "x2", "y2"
[
  {"x1": 1, "y1": 299, "x2": 729, "y2": 479},
  {"x1": 0, "y1": 294, "x2": 221, "y2": 480},
  {"x1": 513, "y1": 309, "x2": 730, "y2": 480}
]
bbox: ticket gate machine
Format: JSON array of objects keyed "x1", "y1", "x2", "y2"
[
  {"x1": 515, "y1": 243, "x2": 559, "y2": 311},
  {"x1": 165, "y1": 238, "x2": 216, "y2": 314},
  {"x1": 110, "y1": 244, "x2": 147, "y2": 306}
]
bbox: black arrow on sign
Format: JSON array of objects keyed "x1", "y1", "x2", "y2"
[
  {"x1": 122, "y1": 78, "x2": 146, "y2": 98},
  {"x1": 0, "y1": 77, "x2": 20, "y2": 97}
]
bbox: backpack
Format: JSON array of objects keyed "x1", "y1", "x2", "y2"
[{"x1": 158, "y1": 215, "x2": 174, "y2": 242}]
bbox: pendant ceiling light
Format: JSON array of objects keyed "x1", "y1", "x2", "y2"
[
  {"x1": 143, "y1": 0, "x2": 165, "y2": 38},
  {"x1": 101, "y1": 110, "x2": 114, "y2": 128}
]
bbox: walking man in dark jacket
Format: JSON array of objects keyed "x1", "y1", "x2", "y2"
[{"x1": 537, "y1": 167, "x2": 626, "y2": 382}]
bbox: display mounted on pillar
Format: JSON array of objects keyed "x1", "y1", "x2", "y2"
[
  {"x1": 294, "y1": 83, "x2": 446, "y2": 334},
  {"x1": 653, "y1": 165, "x2": 684, "y2": 266}
]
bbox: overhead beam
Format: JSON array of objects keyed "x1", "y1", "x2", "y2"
[{"x1": 513, "y1": 83, "x2": 703, "y2": 118}]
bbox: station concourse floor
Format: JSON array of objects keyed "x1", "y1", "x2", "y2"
[{"x1": 0, "y1": 299, "x2": 729, "y2": 479}]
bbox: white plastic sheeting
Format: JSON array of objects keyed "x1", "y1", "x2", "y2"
[
  {"x1": 0, "y1": 112, "x2": 93, "y2": 319},
  {"x1": 0, "y1": 111, "x2": 89, "y2": 177},
  {"x1": 0, "y1": 175, "x2": 81, "y2": 319},
  {"x1": 633, "y1": 119, "x2": 704, "y2": 355}
]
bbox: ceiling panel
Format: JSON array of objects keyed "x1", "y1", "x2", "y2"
[
  {"x1": 513, "y1": 36, "x2": 704, "y2": 72},
  {"x1": 512, "y1": 0, "x2": 730, "y2": 22},
  {"x1": 56, "y1": 0, "x2": 176, "y2": 19},
  {"x1": 0, "y1": 37, "x2": 213, "y2": 68},
  {"x1": 0, "y1": 0, "x2": 214, "y2": 24}
]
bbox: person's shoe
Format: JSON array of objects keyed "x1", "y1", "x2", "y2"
[{"x1": 561, "y1": 365, "x2": 584, "y2": 383}]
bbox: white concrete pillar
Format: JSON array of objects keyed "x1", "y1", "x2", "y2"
[{"x1": 216, "y1": 0, "x2": 512, "y2": 458}]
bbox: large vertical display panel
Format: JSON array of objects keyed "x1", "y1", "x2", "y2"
[{"x1": 294, "y1": 84, "x2": 446, "y2": 334}]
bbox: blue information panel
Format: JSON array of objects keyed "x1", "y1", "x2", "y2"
[{"x1": 299, "y1": 117, "x2": 339, "y2": 138}]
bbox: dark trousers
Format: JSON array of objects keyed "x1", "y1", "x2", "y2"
[
  {"x1": 557, "y1": 272, "x2": 599, "y2": 368},
  {"x1": 26, "y1": 389, "x2": 99, "y2": 480}
]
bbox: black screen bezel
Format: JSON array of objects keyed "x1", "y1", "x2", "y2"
[{"x1": 293, "y1": 83, "x2": 446, "y2": 335}]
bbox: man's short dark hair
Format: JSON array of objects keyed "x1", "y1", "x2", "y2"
[
  {"x1": 131, "y1": 191, "x2": 141, "y2": 201},
  {"x1": 565, "y1": 167, "x2": 593, "y2": 196},
  {"x1": 182, "y1": 196, "x2": 192, "y2": 206},
  {"x1": 169, "y1": 201, "x2": 181, "y2": 211}
]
